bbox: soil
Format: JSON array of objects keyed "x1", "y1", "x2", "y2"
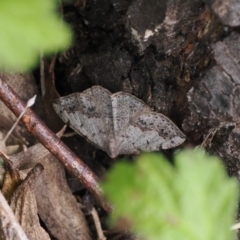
[{"x1": 40, "y1": 0, "x2": 240, "y2": 239}]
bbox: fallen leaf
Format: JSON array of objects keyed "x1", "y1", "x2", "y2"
[
  {"x1": 11, "y1": 143, "x2": 91, "y2": 240},
  {"x1": 0, "y1": 191, "x2": 28, "y2": 240},
  {"x1": 10, "y1": 164, "x2": 50, "y2": 240}
]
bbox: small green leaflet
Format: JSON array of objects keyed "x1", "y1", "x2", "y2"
[
  {"x1": 102, "y1": 149, "x2": 239, "y2": 240},
  {"x1": 0, "y1": 0, "x2": 71, "y2": 71}
]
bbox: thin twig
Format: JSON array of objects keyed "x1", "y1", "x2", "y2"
[
  {"x1": 40, "y1": 50, "x2": 45, "y2": 97},
  {"x1": 0, "y1": 77, "x2": 112, "y2": 212},
  {"x1": 2, "y1": 95, "x2": 36, "y2": 144},
  {"x1": 91, "y1": 207, "x2": 106, "y2": 240}
]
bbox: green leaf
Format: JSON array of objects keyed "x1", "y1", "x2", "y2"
[
  {"x1": 0, "y1": 0, "x2": 71, "y2": 71},
  {"x1": 102, "y1": 149, "x2": 239, "y2": 240}
]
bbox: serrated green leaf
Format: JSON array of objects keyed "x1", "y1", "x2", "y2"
[
  {"x1": 174, "y1": 150, "x2": 239, "y2": 240},
  {"x1": 0, "y1": 0, "x2": 71, "y2": 71},
  {"x1": 102, "y1": 149, "x2": 239, "y2": 240}
]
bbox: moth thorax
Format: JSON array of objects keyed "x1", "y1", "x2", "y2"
[{"x1": 108, "y1": 139, "x2": 118, "y2": 158}]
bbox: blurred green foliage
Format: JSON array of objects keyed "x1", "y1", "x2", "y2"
[
  {"x1": 0, "y1": 0, "x2": 71, "y2": 71},
  {"x1": 102, "y1": 149, "x2": 239, "y2": 240}
]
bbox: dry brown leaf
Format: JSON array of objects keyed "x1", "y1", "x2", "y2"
[
  {"x1": 0, "y1": 152, "x2": 21, "y2": 202},
  {"x1": 0, "y1": 72, "x2": 42, "y2": 121},
  {"x1": 10, "y1": 164, "x2": 50, "y2": 240},
  {"x1": 11, "y1": 143, "x2": 91, "y2": 240},
  {"x1": 0, "y1": 191, "x2": 29, "y2": 240},
  {"x1": 0, "y1": 72, "x2": 44, "y2": 149},
  {"x1": 34, "y1": 154, "x2": 91, "y2": 240}
]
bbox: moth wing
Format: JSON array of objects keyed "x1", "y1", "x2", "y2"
[
  {"x1": 116, "y1": 111, "x2": 185, "y2": 155},
  {"x1": 111, "y1": 92, "x2": 150, "y2": 137},
  {"x1": 53, "y1": 86, "x2": 114, "y2": 152}
]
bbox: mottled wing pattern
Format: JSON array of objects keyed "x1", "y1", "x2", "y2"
[
  {"x1": 53, "y1": 86, "x2": 186, "y2": 158},
  {"x1": 116, "y1": 111, "x2": 186, "y2": 156},
  {"x1": 53, "y1": 86, "x2": 113, "y2": 151},
  {"x1": 135, "y1": 112, "x2": 186, "y2": 149},
  {"x1": 111, "y1": 92, "x2": 150, "y2": 137}
]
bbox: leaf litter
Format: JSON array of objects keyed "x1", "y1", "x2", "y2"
[{"x1": 0, "y1": 73, "x2": 91, "y2": 239}]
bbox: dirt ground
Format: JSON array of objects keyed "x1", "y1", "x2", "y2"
[{"x1": 1, "y1": 0, "x2": 240, "y2": 239}]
